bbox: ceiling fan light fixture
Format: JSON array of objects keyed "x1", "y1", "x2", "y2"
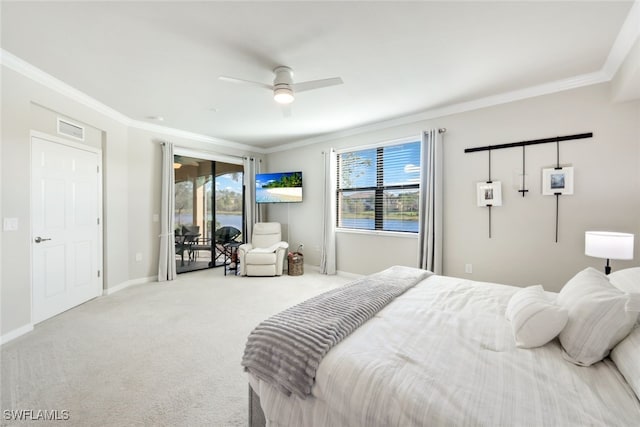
[
  {"x1": 274, "y1": 87, "x2": 294, "y2": 104},
  {"x1": 220, "y1": 65, "x2": 342, "y2": 111}
]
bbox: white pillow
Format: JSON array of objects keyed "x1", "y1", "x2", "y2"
[
  {"x1": 506, "y1": 285, "x2": 568, "y2": 349},
  {"x1": 557, "y1": 267, "x2": 640, "y2": 366},
  {"x1": 608, "y1": 267, "x2": 640, "y2": 293},
  {"x1": 610, "y1": 326, "x2": 640, "y2": 401},
  {"x1": 608, "y1": 268, "x2": 640, "y2": 400}
]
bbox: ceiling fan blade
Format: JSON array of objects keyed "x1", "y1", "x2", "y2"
[
  {"x1": 293, "y1": 77, "x2": 343, "y2": 93},
  {"x1": 174, "y1": 155, "x2": 199, "y2": 167},
  {"x1": 218, "y1": 76, "x2": 272, "y2": 91}
]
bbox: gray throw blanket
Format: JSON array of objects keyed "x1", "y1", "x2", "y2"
[{"x1": 241, "y1": 265, "x2": 432, "y2": 398}]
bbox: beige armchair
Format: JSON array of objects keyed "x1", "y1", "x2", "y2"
[{"x1": 238, "y1": 222, "x2": 289, "y2": 276}]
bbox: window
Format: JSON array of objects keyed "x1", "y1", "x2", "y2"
[{"x1": 337, "y1": 140, "x2": 421, "y2": 233}]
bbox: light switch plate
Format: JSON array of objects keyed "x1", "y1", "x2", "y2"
[{"x1": 3, "y1": 218, "x2": 18, "y2": 231}]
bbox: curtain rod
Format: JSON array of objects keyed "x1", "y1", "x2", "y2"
[
  {"x1": 156, "y1": 138, "x2": 243, "y2": 156},
  {"x1": 464, "y1": 132, "x2": 592, "y2": 153}
]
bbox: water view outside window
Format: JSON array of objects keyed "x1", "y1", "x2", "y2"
[
  {"x1": 175, "y1": 173, "x2": 243, "y2": 231},
  {"x1": 215, "y1": 172, "x2": 243, "y2": 232},
  {"x1": 337, "y1": 141, "x2": 420, "y2": 233}
]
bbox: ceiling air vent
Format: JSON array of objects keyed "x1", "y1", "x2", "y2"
[{"x1": 57, "y1": 118, "x2": 85, "y2": 141}]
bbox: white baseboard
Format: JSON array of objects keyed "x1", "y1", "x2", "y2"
[
  {"x1": 337, "y1": 270, "x2": 365, "y2": 279},
  {"x1": 2, "y1": 276, "x2": 156, "y2": 345},
  {"x1": 103, "y1": 275, "x2": 156, "y2": 296},
  {"x1": 1, "y1": 323, "x2": 34, "y2": 346},
  {"x1": 298, "y1": 264, "x2": 364, "y2": 279},
  {"x1": 301, "y1": 264, "x2": 318, "y2": 273}
]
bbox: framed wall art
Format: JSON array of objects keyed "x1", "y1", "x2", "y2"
[
  {"x1": 476, "y1": 181, "x2": 502, "y2": 207},
  {"x1": 542, "y1": 167, "x2": 573, "y2": 195}
]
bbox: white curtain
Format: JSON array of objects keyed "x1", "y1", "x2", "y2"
[
  {"x1": 320, "y1": 149, "x2": 337, "y2": 275},
  {"x1": 417, "y1": 129, "x2": 443, "y2": 274},
  {"x1": 158, "y1": 142, "x2": 176, "y2": 281},
  {"x1": 243, "y1": 157, "x2": 263, "y2": 242}
]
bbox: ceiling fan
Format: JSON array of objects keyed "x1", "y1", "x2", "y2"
[
  {"x1": 219, "y1": 66, "x2": 343, "y2": 105},
  {"x1": 173, "y1": 155, "x2": 200, "y2": 169}
]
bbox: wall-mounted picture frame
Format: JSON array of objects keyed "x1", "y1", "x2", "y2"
[
  {"x1": 476, "y1": 181, "x2": 502, "y2": 207},
  {"x1": 542, "y1": 167, "x2": 574, "y2": 195}
]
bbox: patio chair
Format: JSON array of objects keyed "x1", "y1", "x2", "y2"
[
  {"x1": 175, "y1": 225, "x2": 200, "y2": 266},
  {"x1": 214, "y1": 226, "x2": 242, "y2": 264}
]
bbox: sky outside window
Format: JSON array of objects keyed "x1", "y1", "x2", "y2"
[{"x1": 340, "y1": 141, "x2": 420, "y2": 188}]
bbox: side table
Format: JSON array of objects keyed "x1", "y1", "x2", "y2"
[{"x1": 224, "y1": 242, "x2": 242, "y2": 276}]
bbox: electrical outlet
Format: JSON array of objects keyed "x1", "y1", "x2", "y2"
[{"x1": 465, "y1": 264, "x2": 473, "y2": 274}]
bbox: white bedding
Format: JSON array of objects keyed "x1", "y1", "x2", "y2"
[{"x1": 249, "y1": 275, "x2": 640, "y2": 426}]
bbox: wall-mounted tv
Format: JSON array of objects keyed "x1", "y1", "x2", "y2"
[{"x1": 256, "y1": 171, "x2": 303, "y2": 203}]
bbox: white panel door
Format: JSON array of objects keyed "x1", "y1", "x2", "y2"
[{"x1": 32, "y1": 136, "x2": 101, "y2": 323}]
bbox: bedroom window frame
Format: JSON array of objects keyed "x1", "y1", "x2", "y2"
[{"x1": 336, "y1": 137, "x2": 421, "y2": 234}]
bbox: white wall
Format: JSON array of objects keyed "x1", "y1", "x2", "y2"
[
  {"x1": 266, "y1": 83, "x2": 640, "y2": 291},
  {"x1": 1, "y1": 66, "x2": 131, "y2": 335},
  {"x1": 443, "y1": 84, "x2": 639, "y2": 290},
  {"x1": 2, "y1": 41, "x2": 638, "y2": 341},
  {"x1": 612, "y1": 37, "x2": 640, "y2": 103},
  {"x1": 0, "y1": 65, "x2": 261, "y2": 339},
  {"x1": 126, "y1": 127, "x2": 260, "y2": 279},
  {"x1": 266, "y1": 137, "x2": 421, "y2": 273}
]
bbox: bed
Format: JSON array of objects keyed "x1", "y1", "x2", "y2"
[{"x1": 243, "y1": 266, "x2": 640, "y2": 426}]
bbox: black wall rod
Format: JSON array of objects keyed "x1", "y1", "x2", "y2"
[{"x1": 464, "y1": 132, "x2": 592, "y2": 153}]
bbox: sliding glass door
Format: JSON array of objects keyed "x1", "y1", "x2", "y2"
[
  {"x1": 212, "y1": 164, "x2": 244, "y2": 269},
  {"x1": 174, "y1": 155, "x2": 244, "y2": 273}
]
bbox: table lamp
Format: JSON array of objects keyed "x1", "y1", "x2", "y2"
[{"x1": 585, "y1": 231, "x2": 634, "y2": 275}]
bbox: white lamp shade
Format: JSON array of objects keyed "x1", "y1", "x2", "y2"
[{"x1": 585, "y1": 231, "x2": 634, "y2": 260}]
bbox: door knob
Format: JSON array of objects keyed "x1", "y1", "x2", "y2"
[{"x1": 34, "y1": 236, "x2": 52, "y2": 243}]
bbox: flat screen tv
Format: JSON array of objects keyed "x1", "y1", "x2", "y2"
[{"x1": 256, "y1": 171, "x2": 303, "y2": 203}]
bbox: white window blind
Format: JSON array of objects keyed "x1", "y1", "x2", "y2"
[{"x1": 337, "y1": 140, "x2": 421, "y2": 233}]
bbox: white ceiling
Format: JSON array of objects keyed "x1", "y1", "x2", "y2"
[{"x1": 1, "y1": 1, "x2": 635, "y2": 150}]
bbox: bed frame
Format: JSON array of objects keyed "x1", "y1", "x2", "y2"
[{"x1": 249, "y1": 385, "x2": 266, "y2": 427}]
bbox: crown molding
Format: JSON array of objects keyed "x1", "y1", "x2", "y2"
[
  {"x1": 2, "y1": 0, "x2": 638, "y2": 156},
  {"x1": 0, "y1": 49, "x2": 262, "y2": 154},
  {"x1": 1, "y1": 49, "x2": 132, "y2": 125},
  {"x1": 602, "y1": 0, "x2": 640, "y2": 79},
  {"x1": 264, "y1": 70, "x2": 609, "y2": 154},
  {"x1": 265, "y1": 1, "x2": 640, "y2": 154},
  {"x1": 130, "y1": 120, "x2": 263, "y2": 153}
]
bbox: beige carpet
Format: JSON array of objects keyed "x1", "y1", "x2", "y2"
[{"x1": 1, "y1": 267, "x2": 353, "y2": 426}]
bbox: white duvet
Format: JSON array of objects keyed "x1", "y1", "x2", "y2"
[{"x1": 250, "y1": 275, "x2": 640, "y2": 426}]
